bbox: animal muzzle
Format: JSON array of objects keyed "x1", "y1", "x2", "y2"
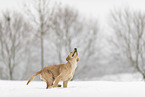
[{"x1": 72, "y1": 48, "x2": 78, "y2": 57}]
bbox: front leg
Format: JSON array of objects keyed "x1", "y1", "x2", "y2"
[
  {"x1": 63, "y1": 71, "x2": 75, "y2": 88},
  {"x1": 63, "y1": 80, "x2": 69, "y2": 88},
  {"x1": 52, "y1": 75, "x2": 62, "y2": 88},
  {"x1": 63, "y1": 76, "x2": 73, "y2": 88}
]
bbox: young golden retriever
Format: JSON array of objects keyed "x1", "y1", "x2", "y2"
[{"x1": 27, "y1": 48, "x2": 79, "y2": 89}]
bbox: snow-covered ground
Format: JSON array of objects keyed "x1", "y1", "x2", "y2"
[{"x1": 0, "y1": 79, "x2": 145, "y2": 97}]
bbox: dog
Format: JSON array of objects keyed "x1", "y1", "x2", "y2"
[{"x1": 27, "y1": 48, "x2": 79, "y2": 89}]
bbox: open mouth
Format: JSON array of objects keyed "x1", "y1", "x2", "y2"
[{"x1": 72, "y1": 48, "x2": 78, "y2": 57}]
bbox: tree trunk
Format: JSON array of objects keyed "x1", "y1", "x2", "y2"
[
  {"x1": 41, "y1": 31, "x2": 44, "y2": 69},
  {"x1": 9, "y1": 69, "x2": 13, "y2": 80}
]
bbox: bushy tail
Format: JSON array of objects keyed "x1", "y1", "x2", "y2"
[{"x1": 26, "y1": 71, "x2": 41, "y2": 85}]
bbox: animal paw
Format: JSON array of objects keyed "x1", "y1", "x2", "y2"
[{"x1": 52, "y1": 85, "x2": 57, "y2": 88}]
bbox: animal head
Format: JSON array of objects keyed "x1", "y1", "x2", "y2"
[{"x1": 66, "y1": 48, "x2": 79, "y2": 62}]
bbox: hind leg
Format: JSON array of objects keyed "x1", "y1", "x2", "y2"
[
  {"x1": 46, "y1": 81, "x2": 53, "y2": 89},
  {"x1": 46, "y1": 73, "x2": 53, "y2": 89},
  {"x1": 41, "y1": 71, "x2": 53, "y2": 89}
]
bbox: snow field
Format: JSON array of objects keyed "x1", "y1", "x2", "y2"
[{"x1": 0, "y1": 80, "x2": 145, "y2": 97}]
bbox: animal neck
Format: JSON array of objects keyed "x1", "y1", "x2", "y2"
[{"x1": 67, "y1": 60, "x2": 77, "y2": 69}]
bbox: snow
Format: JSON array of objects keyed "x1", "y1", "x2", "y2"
[{"x1": 0, "y1": 80, "x2": 145, "y2": 97}]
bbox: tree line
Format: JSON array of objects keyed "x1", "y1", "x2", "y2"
[{"x1": 0, "y1": 0, "x2": 145, "y2": 80}]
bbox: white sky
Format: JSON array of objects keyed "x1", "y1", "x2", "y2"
[
  {"x1": 0, "y1": 0, "x2": 145, "y2": 15},
  {"x1": 0, "y1": 0, "x2": 145, "y2": 29}
]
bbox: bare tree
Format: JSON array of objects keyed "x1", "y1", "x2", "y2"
[
  {"x1": 51, "y1": 5, "x2": 81, "y2": 63},
  {"x1": 75, "y1": 18, "x2": 100, "y2": 79},
  {"x1": 50, "y1": 5, "x2": 100, "y2": 79},
  {"x1": 60, "y1": 6, "x2": 80, "y2": 53},
  {"x1": 0, "y1": 10, "x2": 31, "y2": 80},
  {"x1": 110, "y1": 8, "x2": 145, "y2": 79},
  {"x1": 25, "y1": 0, "x2": 55, "y2": 69}
]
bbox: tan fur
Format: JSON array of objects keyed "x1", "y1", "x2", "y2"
[{"x1": 27, "y1": 50, "x2": 79, "y2": 89}]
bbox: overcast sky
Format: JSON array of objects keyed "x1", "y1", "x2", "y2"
[
  {"x1": 0, "y1": 0, "x2": 145, "y2": 29},
  {"x1": 0, "y1": 0, "x2": 145, "y2": 14}
]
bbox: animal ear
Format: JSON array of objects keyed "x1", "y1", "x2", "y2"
[
  {"x1": 66, "y1": 56, "x2": 70, "y2": 61},
  {"x1": 77, "y1": 58, "x2": 79, "y2": 62}
]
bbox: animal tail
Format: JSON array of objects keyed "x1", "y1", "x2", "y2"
[{"x1": 26, "y1": 70, "x2": 41, "y2": 85}]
